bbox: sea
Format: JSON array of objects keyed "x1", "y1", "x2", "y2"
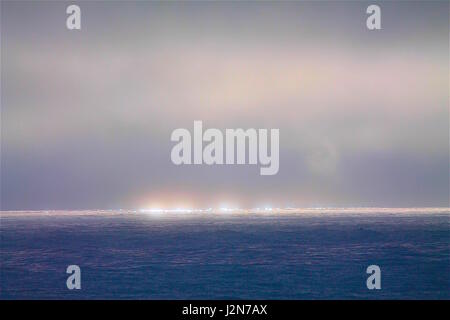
[{"x1": 1, "y1": 208, "x2": 449, "y2": 299}]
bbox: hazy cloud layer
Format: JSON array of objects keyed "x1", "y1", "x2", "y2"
[{"x1": 1, "y1": 1, "x2": 448, "y2": 209}]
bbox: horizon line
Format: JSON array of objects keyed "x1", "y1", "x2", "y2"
[{"x1": 1, "y1": 207, "x2": 449, "y2": 215}]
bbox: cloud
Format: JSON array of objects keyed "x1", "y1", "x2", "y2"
[{"x1": 1, "y1": 1, "x2": 448, "y2": 209}]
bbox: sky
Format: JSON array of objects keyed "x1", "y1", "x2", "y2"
[{"x1": 1, "y1": 1, "x2": 449, "y2": 210}]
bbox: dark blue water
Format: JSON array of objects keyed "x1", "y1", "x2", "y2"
[{"x1": 1, "y1": 210, "x2": 449, "y2": 299}]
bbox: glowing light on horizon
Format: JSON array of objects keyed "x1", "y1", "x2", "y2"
[{"x1": 139, "y1": 203, "x2": 281, "y2": 214}]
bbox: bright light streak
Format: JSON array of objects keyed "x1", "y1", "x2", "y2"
[
  {"x1": 139, "y1": 204, "x2": 279, "y2": 214},
  {"x1": 174, "y1": 208, "x2": 193, "y2": 213}
]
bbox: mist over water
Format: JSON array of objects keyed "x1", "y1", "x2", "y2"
[{"x1": 1, "y1": 209, "x2": 449, "y2": 299}]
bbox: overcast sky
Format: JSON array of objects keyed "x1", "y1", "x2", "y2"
[{"x1": 1, "y1": 1, "x2": 448, "y2": 210}]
